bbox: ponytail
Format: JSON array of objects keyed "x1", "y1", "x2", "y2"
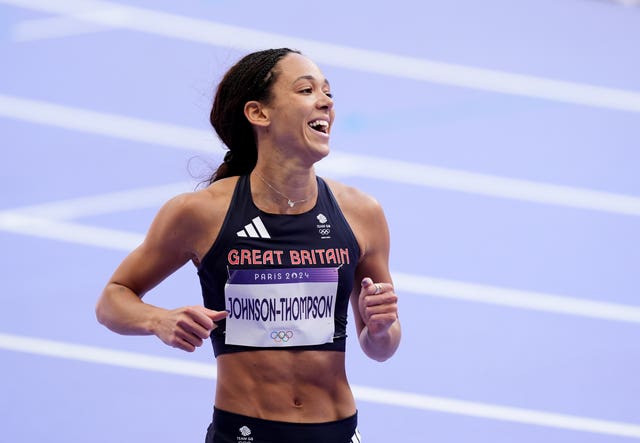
[{"x1": 207, "y1": 48, "x2": 299, "y2": 184}]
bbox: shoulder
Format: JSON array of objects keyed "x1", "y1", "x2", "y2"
[
  {"x1": 322, "y1": 177, "x2": 384, "y2": 219},
  {"x1": 322, "y1": 177, "x2": 389, "y2": 259},
  {"x1": 146, "y1": 176, "x2": 240, "y2": 258},
  {"x1": 157, "y1": 177, "x2": 236, "y2": 224}
]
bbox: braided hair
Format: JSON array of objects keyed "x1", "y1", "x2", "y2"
[{"x1": 207, "y1": 48, "x2": 300, "y2": 184}]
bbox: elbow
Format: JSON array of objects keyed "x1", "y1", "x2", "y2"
[
  {"x1": 95, "y1": 285, "x2": 118, "y2": 329},
  {"x1": 95, "y1": 298, "x2": 109, "y2": 328}
]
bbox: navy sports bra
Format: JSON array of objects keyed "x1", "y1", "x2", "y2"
[{"x1": 197, "y1": 175, "x2": 360, "y2": 357}]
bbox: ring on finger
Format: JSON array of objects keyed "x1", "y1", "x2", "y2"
[{"x1": 374, "y1": 283, "x2": 382, "y2": 295}]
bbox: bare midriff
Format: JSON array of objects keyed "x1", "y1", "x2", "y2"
[{"x1": 214, "y1": 350, "x2": 355, "y2": 423}]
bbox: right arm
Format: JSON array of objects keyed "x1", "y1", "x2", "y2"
[{"x1": 95, "y1": 190, "x2": 228, "y2": 352}]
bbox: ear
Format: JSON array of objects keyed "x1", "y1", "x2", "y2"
[{"x1": 244, "y1": 101, "x2": 270, "y2": 127}]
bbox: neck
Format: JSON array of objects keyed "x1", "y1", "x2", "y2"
[{"x1": 251, "y1": 167, "x2": 317, "y2": 210}]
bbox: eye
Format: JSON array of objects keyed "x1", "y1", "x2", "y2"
[
  {"x1": 324, "y1": 91, "x2": 333, "y2": 98},
  {"x1": 300, "y1": 87, "x2": 312, "y2": 94}
]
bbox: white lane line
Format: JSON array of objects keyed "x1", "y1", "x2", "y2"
[
  {"x1": 0, "y1": 212, "x2": 143, "y2": 251},
  {"x1": 352, "y1": 385, "x2": 640, "y2": 439},
  {"x1": 393, "y1": 273, "x2": 640, "y2": 324},
  {"x1": 2, "y1": 94, "x2": 640, "y2": 217},
  {"x1": 607, "y1": 0, "x2": 640, "y2": 7},
  {"x1": 3, "y1": 0, "x2": 640, "y2": 112},
  {"x1": 1, "y1": 213, "x2": 638, "y2": 323},
  {"x1": 0, "y1": 333, "x2": 217, "y2": 379},
  {"x1": 11, "y1": 10, "x2": 120, "y2": 41},
  {"x1": 2, "y1": 332, "x2": 639, "y2": 439},
  {"x1": 10, "y1": 182, "x2": 193, "y2": 220},
  {"x1": 322, "y1": 153, "x2": 640, "y2": 217},
  {"x1": 0, "y1": 94, "x2": 219, "y2": 153}
]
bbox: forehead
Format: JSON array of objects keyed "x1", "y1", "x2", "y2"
[{"x1": 275, "y1": 53, "x2": 327, "y2": 85}]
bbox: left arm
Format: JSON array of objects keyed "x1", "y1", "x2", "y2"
[{"x1": 332, "y1": 181, "x2": 401, "y2": 361}]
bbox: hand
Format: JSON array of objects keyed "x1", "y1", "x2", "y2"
[
  {"x1": 154, "y1": 306, "x2": 228, "y2": 352},
  {"x1": 359, "y1": 278, "x2": 398, "y2": 338}
]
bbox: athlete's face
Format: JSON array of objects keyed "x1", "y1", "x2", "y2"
[{"x1": 261, "y1": 53, "x2": 335, "y2": 162}]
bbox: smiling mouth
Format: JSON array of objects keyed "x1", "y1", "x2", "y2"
[{"x1": 308, "y1": 120, "x2": 329, "y2": 134}]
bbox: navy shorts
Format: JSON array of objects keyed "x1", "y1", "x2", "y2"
[{"x1": 205, "y1": 407, "x2": 361, "y2": 443}]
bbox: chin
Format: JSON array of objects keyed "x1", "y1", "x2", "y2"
[
  {"x1": 304, "y1": 145, "x2": 330, "y2": 166},
  {"x1": 316, "y1": 144, "x2": 331, "y2": 159}
]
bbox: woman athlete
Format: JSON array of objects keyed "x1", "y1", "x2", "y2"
[{"x1": 96, "y1": 48, "x2": 401, "y2": 443}]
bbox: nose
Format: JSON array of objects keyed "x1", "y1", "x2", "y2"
[{"x1": 317, "y1": 92, "x2": 334, "y2": 110}]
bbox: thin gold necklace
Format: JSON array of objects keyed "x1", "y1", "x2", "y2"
[{"x1": 255, "y1": 172, "x2": 313, "y2": 208}]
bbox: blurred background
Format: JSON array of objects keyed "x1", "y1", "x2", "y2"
[{"x1": 1, "y1": 0, "x2": 639, "y2": 442}]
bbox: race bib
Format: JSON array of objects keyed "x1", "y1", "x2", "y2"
[{"x1": 224, "y1": 268, "x2": 338, "y2": 348}]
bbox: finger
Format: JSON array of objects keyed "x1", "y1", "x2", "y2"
[
  {"x1": 176, "y1": 312, "x2": 212, "y2": 340},
  {"x1": 176, "y1": 330, "x2": 203, "y2": 351},
  {"x1": 168, "y1": 335, "x2": 196, "y2": 353},
  {"x1": 185, "y1": 306, "x2": 228, "y2": 330},
  {"x1": 183, "y1": 321, "x2": 211, "y2": 340},
  {"x1": 361, "y1": 277, "x2": 374, "y2": 290},
  {"x1": 367, "y1": 315, "x2": 398, "y2": 336},
  {"x1": 368, "y1": 310, "x2": 399, "y2": 324},
  {"x1": 368, "y1": 313, "x2": 398, "y2": 326},
  {"x1": 204, "y1": 308, "x2": 229, "y2": 322},
  {"x1": 364, "y1": 291, "x2": 397, "y2": 307},
  {"x1": 361, "y1": 278, "x2": 384, "y2": 296},
  {"x1": 177, "y1": 340, "x2": 196, "y2": 353},
  {"x1": 183, "y1": 306, "x2": 216, "y2": 330},
  {"x1": 364, "y1": 302, "x2": 398, "y2": 317}
]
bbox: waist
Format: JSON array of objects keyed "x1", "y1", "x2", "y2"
[
  {"x1": 214, "y1": 350, "x2": 355, "y2": 422},
  {"x1": 209, "y1": 407, "x2": 358, "y2": 443}
]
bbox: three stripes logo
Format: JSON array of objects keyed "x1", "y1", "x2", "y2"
[{"x1": 236, "y1": 216, "x2": 271, "y2": 239}]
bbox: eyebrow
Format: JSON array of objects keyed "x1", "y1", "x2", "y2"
[{"x1": 292, "y1": 75, "x2": 330, "y2": 87}]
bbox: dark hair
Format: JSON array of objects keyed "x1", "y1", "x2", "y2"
[{"x1": 207, "y1": 48, "x2": 301, "y2": 184}]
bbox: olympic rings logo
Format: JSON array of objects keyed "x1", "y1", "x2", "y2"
[
  {"x1": 271, "y1": 330, "x2": 294, "y2": 343},
  {"x1": 319, "y1": 228, "x2": 330, "y2": 236}
]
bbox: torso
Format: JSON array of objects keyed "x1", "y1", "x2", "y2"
[{"x1": 191, "y1": 174, "x2": 365, "y2": 422}]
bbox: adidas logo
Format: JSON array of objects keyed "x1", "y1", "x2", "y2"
[{"x1": 236, "y1": 216, "x2": 271, "y2": 239}]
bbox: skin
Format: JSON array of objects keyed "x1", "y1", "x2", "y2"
[{"x1": 96, "y1": 53, "x2": 401, "y2": 423}]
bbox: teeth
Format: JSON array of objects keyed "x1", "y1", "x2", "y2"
[{"x1": 309, "y1": 120, "x2": 329, "y2": 129}]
